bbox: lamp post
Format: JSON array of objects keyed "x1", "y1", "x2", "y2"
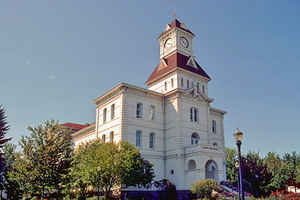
[
  {"x1": 97, "y1": 167, "x2": 101, "y2": 200},
  {"x1": 235, "y1": 161, "x2": 240, "y2": 200},
  {"x1": 234, "y1": 129, "x2": 245, "y2": 200}
]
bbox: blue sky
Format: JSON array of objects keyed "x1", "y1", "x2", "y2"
[{"x1": 1, "y1": 1, "x2": 299, "y2": 155}]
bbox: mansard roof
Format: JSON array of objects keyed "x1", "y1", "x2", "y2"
[{"x1": 145, "y1": 52, "x2": 211, "y2": 85}]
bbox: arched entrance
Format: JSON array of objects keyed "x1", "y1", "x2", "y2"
[{"x1": 205, "y1": 160, "x2": 218, "y2": 181}]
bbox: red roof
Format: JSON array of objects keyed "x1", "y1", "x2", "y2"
[
  {"x1": 159, "y1": 18, "x2": 194, "y2": 38},
  {"x1": 60, "y1": 123, "x2": 89, "y2": 130},
  {"x1": 146, "y1": 52, "x2": 210, "y2": 85}
]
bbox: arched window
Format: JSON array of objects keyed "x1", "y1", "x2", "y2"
[
  {"x1": 191, "y1": 132, "x2": 200, "y2": 145},
  {"x1": 103, "y1": 108, "x2": 107, "y2": 123},
  {"x1": 149, "y1": 132, "x2": 155, "y2": 149},
  {"x1": 188, "y1": 160, "x2": 196, "y2": 170},
  {"x1": 205, "y1": 160, "x2": 218, "y2": 181},
  {"x1": 110, "y1": 131, "x2": 114, "y2": 143},
  {"x1": 102, "y1": 134, "x2": 106, "y2": 143},
  {"x1": 136, "y1": 103, "x2": 143, "y2": 118},
  {"x1": 136, "y1": 130, "x2": 142, "y2": 147}
]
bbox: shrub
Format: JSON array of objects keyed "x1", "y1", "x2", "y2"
[{"x1": 190, "y1": 179, "x2": 219, "y2": 200}]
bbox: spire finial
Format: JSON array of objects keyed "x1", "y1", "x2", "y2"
[{"x1": 173, "y1": 8, "x2": 176, "y2": 19}]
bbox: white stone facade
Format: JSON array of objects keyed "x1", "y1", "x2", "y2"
[{"x1": 72, "y1": 18, "x2": 226, "y2": 190}]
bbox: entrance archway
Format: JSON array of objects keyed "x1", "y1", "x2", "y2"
[{"x1": 205, "y1": 160, "x2": 218, "y2": 181}]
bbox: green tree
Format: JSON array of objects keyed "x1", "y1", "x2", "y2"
[
  {"x1": 0, "y1": 105, "x2": 11, "y2": 182},
  {"x1": 70, "y1": 140, "x2": 154, "y2": 199},
  {"x1": 263, "y1": 152, "x2": 290, "y2": 192},
  {"x1": 225, "y1": 147, "x2": 237, "y2": 184},
  {"x1": 241, "y1": 152, "x2": 272, "y2": 197},
  {"x1": 1, "y1": 143, "x2": 22, "y2": 199},
  {"x1": 190, "y1": 179, "x2": 219, "y2": 200},
  {"x1": 282, "y1": 152, "x2": 300, "y2": 187},
  {"x1": 16, "y1": 120, "x2": 73, "y2": 198}
]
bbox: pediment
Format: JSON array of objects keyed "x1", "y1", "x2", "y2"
[{"x1": 182, "y1": 87, "x2": 214, "y2": 103}]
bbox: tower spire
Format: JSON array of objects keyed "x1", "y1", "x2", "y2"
[{"x1": 173, "y1": 8, "x2": 176, "y2": 19}]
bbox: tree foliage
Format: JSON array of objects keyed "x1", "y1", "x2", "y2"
[
  {"x1": 14, "y1": 120, "x2": 73, "y2": 198},
  {"x1": 1, "y1": 143, "x2": 22, "y2": 199},
  {"x1": 225, "y1": 147, "x2": 237, "y2": 184},
  {"x1": 226, "y1": 148, "x2": 300, "y2": 197},
  {"x1": 0, "y1": 105, "x2": 11, "y2": 183},
  {"x1": 241, "y1": 152, "x2": 272, "y2": 197},
  {"x1": 190, "y1": 179, "x2": 219, "y2": 200},
  {"x1": 70, "y1": 140, "x2": 154, "y2": 199}
]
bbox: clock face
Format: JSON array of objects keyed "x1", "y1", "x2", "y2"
[
  {"x1": 164, "y1": 38, "x2": 173, "y2": 48},
  {"x1": 180, "y1": 37, "x2": 189, "y2": 48}
]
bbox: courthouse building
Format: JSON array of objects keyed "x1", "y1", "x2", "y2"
[{"x1": 71, "y1": 17, "x2": 227, "y2": 190}]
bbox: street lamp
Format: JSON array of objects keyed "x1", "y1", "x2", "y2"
[
  {"x1": 234, "y1": 129, "x2": 245, "y2": 200},
  {"x1": 97, "y1": 167, "x2": 101, "y2": 200}
]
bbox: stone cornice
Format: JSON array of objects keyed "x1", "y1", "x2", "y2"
[
  {"x1": 93, "y1": 82, "x2": 163, "y2": 106},
  {"x1": 210, "y1": 107, "x2": 227, "y2": 115}
]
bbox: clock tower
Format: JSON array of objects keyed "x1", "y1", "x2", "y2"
[
  {"x1": 146, "y1": 18, "x2": 211, "y2": 94},
  {"x1": 158, "y1": 18, "x2": 195, "y2": 59}
]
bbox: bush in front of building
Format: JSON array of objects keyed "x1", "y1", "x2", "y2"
[{"x1": 190, "y1": 178, "x2": 219, "y2": 200}]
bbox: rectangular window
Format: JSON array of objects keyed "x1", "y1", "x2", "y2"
[
  {"x1": 103, "y1": 108, "x2": 107, "y2": 123},
  {"x1": 202, "y1": 85, "x2": 205, "y2": 93},
  {"x1": 136, "y1": 103, "x2": 143, "y2": 118},
  {"x1": 150, "y1": 105, "x2": 155, "y2": 120},
  {"x1": 197, "y1": 83, "x2": 200, "y2": 93},
  {"x1": 149, "y1": 133, "x2": 155, "y2": 149},
  {"x1": 110, "y1": 131, "x2": 114, "y2": 143},
  {"x1": 171, "y1": 78, "x2": 174, "y2": 88},
  {"x1": 212, "y1": 120, "x2": 216, "y2": 133},
  {"x1": 136, "y1": 130, "x2": 142, "y2": 147},
  {"x1": 181, "y1": 78, "x2": 184, "y2": 87},
  {"x1": 190, "y1": 108, "x2": 193, "y2": 122},
  {"x1": 187, "y1": 80, "x2": 190, "y2": 88},
  {"x1": 111, "y1": 104, "x2": 115, "y2": 120},
  {"x1": 194, "y1": 108, "x2": 198, "y2": 122},
  {"x1": 164, "y1": 81, "x2": 167, "y2": 91}
]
